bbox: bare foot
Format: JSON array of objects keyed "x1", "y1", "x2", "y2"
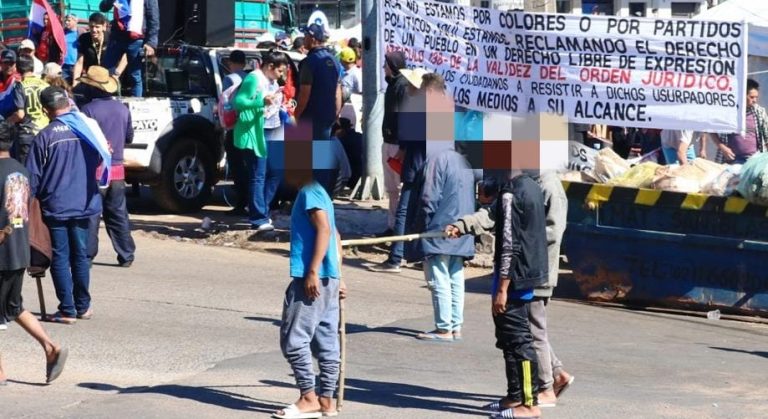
[
  {"x1": 319, "y1": 396, "x2": 337, "y2": 415},
  {"x1": 275, "y1": 393, "x2": 321, "y2": 416},
  {"x1": 45, "y1": 344, "x2": 61, "y2": 365},
  {"x1": 538, "y1": 389, "x2": 557, "y2": 406}
]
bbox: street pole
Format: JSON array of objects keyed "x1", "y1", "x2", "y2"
[{"x1": 352, "y1": 0, "x2": 384, "y2": 200}]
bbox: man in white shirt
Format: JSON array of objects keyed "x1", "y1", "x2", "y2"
[{"x1": 18, "y1": 40, "x2": 44, "y2": 77}]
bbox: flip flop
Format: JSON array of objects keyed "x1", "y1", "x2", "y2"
[
  {"x1": 554, "y1": 376, "x2": 575, "y2": 398},
  {"x1": 77, "y1": 309, "x2": 94, "y2": 320},
  {"x1": 272, "y1": 404, "x2": 322, "y2": 419},
  {"x1": 416, "y1": 332, "x2": 453, "y2": 342},
  {"x1": 46, "y1": 347, "x2": 68, "y2": 384},
  {"x1": 45, "y1": 312, "x2": 77, "y2": 325},
  {"x1": 493, "y1": 408, "x2": 540, "y2": 419},
  {"x1": 482, "y1": 399, "x2": 503, "y2": 412},
  {"x1": 322, "y1": 411, "x2": 339, "y2": 417}
]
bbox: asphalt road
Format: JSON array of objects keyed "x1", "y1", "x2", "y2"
[{"x1": 1, "y1": 230, "x2": 767, "y2": 419}]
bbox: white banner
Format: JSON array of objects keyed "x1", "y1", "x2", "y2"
[{"x1": 380, "y1": 0, "x2": 748, "y2": 132}]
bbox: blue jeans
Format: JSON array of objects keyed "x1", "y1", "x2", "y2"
[
  {"x1": 47, "y1": 218, "x2": 91, "y2": 317},
  {"x1": 243, "y1": 151, "x2": 269, "y2": 227},
  {"x1": 387, "y1": 182, "x2": 414, "y2": 266},
  {"x1": 87, "y1": 180, "x2": 136, "y2": 264},
  {"x1": 425, "y1": 255, "x2": 465, "y2": 332},
  {"x1": 103, "y1": 32, "x2": 144, "y2": 96},
  {"x1": 265, "y1": 127, "x2": 285, "y2": 210}
]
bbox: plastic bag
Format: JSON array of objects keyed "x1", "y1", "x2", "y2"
[
  {"x1": 736, "y1": 152, "x2": 768, "y2": 205},
  {"x1": 607, "y1": 162, "x2": 661, "y2": 189},
  {"x1": 702, "y1": 165, "x2": 742, "y2": 196},
  {"x1": 651, "y1": 159, "x2": 726, "y2": 193},
  {"x1": 593, "y1": 148, "x2": 631, "y2": 182}
]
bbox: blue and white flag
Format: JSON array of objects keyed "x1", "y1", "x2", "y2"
[{"x1": 57, "y1": 111, "x2": 112, "y2": 187}]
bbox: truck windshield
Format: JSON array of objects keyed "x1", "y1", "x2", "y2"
[
  {"x1": 145, "y1": 48, "x2": 214, "y2": 97},
  {"x1": 300, "y1": 1, "x2": 359, "y2": 29}
]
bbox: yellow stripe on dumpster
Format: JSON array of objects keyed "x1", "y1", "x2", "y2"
[
  {"x1": 681, "y1": 193, "x2": 709, "y2": 210},
  {"x1": 724, "y1": 197, "x2": 749, "y2": 214},
  {"x1": 634, "y1": 189, "x2": 662, "y2": 206},
  {"x1": 587, "y1": 184, "x2": 613, "y2": 202}
]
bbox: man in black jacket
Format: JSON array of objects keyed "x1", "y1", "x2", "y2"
[
  {"x1": 379, "y1": 51, "x2": 409, "y2": 237},
  {"x1": 447, "y1": 171, "x2": 548, "y2": 419}
]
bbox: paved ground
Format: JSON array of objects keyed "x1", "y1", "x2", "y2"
[{"x1": 1, "y1": 193, "x2": 767, "y2": 418}]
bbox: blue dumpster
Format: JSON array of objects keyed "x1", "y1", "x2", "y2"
[{"x1": 560, "y1": 181, "x2": 768, "y2": 317}]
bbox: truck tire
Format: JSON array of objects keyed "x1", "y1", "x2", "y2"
[{"x1": 152, "y1": 139, "x2": 215, "y2": 213}]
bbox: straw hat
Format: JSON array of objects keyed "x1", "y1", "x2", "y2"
[
  {"x1": 79, "y1": 65, "x2": 119, "y2": 94},
  {"x1": 399, "y1": 68, "x2": 430, "y2": 89}
]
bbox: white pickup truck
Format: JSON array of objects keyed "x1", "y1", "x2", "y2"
[{"x1": 120, "y1": 44, "x2": 302, "y2": 213}]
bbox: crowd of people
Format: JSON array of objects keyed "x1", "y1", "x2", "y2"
[{"x1": 0, "y1": 1, "x2": 150, "y2": 384}]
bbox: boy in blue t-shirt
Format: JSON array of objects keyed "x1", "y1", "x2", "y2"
[{"x1": 275, "y1": 169, "x2": 346, "y2": 419}]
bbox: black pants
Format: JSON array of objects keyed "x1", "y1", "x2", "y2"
[
  {"x1": 12, "y1": 131, "x2": 34, "y2": 166},
  {"x1": 88, "y1": 180, "x2": 136, "y2": 264},
  {"x1": 0, "y1": 269, "x2": 25, "y2": 322},
  {"x1": 224, "y1": 131, "x2": 248, "y2": 209},
  {"x1": 494, "y1": 299, "x2": 540, "y2": 406}
]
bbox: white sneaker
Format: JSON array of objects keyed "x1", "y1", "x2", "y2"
[
  {"x1": 256, "y1": 223, "x2": 275, "y2": 232},
  {"x1": 0, "y1": 323, "x2": 7, "y2": 331}
]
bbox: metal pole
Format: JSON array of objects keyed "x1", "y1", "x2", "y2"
[{"x1": 352, "y1": 0, "x2": 384, "y2": 201}]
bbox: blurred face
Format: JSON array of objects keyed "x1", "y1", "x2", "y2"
[
  {"x1": 19, "y1": 48, "x2": 33, "y2": 57},
  {"x1": 43, "y1": 14, "x2": 50, "y2": 27},
  {"x1": 303, "y1": 36, "x2": 313, "y2": 50},
  {"x1": 384, "y1": 63, "x2": 393, "y2": 78},
  {"x1": 747, "y1": 88, "x2": 759, "y2": 108},
  {"x1": 89, "y1": 22, "x2": 106, "y2": 40}
]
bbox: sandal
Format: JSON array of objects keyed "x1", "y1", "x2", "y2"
[
  {"x1": 416, "y1": 330, "x2": 453, "y2": 342},
  {"x1": 483, "y1": 399, "x2": 503, "y2": 412},
  {"x1": 77, "y1": 309, "x2": 94, "y2": 320},
  {"x1": 554, "y1": 376, "x2": 575, "y2": 398},
  {"x1": 272, "y1": 404, "x2": 322, "y2": 419},
  {"x1": 46, "y1": 347, "x2": 68, "y2": 384},
  {"x1": 45, "y1": 312, "x2": 77, "y2": 325},
  {"x1": 493, "y1": 407, "x2": 540, "y2": 419}
]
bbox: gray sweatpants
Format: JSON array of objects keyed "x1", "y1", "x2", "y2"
[
  {"x1": 529, "y1": 298, "x2": 564, "y2": 390},
  {"x1": 280, "y1": 278, "x2": 341, "y2": 398}
]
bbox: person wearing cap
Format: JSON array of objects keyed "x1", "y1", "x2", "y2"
[
  {"x1": 63, "y1": 14, "x2": 80, "y2": 83},
  {"x1": 339, "y1": 46, "x2": 362, "y2": 141},
  {"x1": 5, "y1": 56, "x2": 49, "y2": 165},
  {"x1": 18, "y1": 40, "x2": 44, "y2": 77},
  {"x1": 99, "y1": 0, "x2": 160, "y2": 97},
  {"x1": 0, "y1": 50, "x2": 21, "y2": 93},
  {"x1": 78, "y1": 66, "x2": 136, "y2": 268},
  {"x1": 0, "y1": 120, "x2": 69, "y2": 385},
  {"x1": 26, "y1": 86, "x2": 106, "y2": 324},
  {"x1": 294, "y1": 23, "x2": 343, "y2": 142},
  {"x1": 376, "y1": 50, "x2": 409, "y2": 239}
]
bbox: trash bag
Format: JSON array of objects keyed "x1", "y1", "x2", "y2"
[
  {"x1": 736, "y1": 152, "x2": 768, "y2": 205},
  {"x1": 607, "y1": 162, "x2": 661, "y2": 189},
  {"x1": 651, "y1": 159, "x2": 725, "y2": 193},
  {"x1": 702, "y1": 165, "x2": 742, "y2": 196},
  {"x1": 593, "y1": 148, "x2": 631, "y2": 182}
]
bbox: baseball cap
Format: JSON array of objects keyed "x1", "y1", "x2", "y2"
[
  {"x1": 20, "y1": 39, "x2": 35, "y2": 51},
  {"x1": 0, "y1": 49, "x2": 16, "y2": 63},
  {"x1": 303, "y1": 23, "x2": 328, "y2": 42},
  {"x1": 339, "y1": 47, "x2": 356, "y2": 64},
  {"x1": 43, "y1": 62, "x2": 62, "y2": 78}
]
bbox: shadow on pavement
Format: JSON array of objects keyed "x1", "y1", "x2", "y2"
[
  {"x1": 244, "y1": 316, "x2": 421, "y2": 337},
  {"x1": 261, "y1": 379, "x2": 495, "y2": 416},
  {"x1": 709, "y1": 346, "x2": 768, "y2": 359},
  {"x1": 77, "y1": 382, "x2": 283, "y2": 413}
]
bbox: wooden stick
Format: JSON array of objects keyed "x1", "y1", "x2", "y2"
[
  {"x1": 336, "y1": 298, "x2": 346, "y2": 411},
  {"x1": 340, "y1": 231, "x2": 448, "y2": 247}
]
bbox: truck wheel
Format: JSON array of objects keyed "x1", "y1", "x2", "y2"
[{"x1": 152, "y1": 139, "x2": 215, "y2": 213}]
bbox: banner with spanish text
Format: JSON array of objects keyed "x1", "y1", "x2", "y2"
[{"x1": 379, "y1": 0, "x2": 748, "y2": 132}]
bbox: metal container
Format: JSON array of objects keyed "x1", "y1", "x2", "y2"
[{"x1": 560, "y1": 181, "x2": 768, "y2": 317}]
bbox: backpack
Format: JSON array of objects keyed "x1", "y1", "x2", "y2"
[{"x1": 217, "y1": 81, "x2": 242, "y2": 130}]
